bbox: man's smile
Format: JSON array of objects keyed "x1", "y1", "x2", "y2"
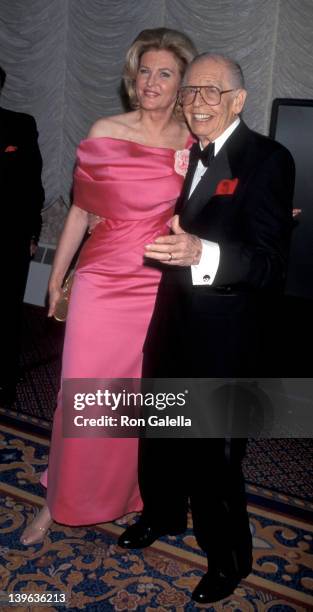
[{"x1": 193, "y1": 113, "x2": 213, "y2": 121}]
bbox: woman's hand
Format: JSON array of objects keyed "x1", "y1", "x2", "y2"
[
  {"x1": 48, "y1": 283, "x2": 62, "y2": 317},
  {"x1": 47, "y1": 205, "x2": 88, "y2": 318},
  {"x1": 88, "y1": 214, "x2": 102, "y2": 233}
]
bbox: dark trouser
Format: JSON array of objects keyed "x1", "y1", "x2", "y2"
[
  {"x1": 139, "y1": 437, "x2": 252, "y2": 574},
  {"x1": 0, "y1": 245, "x2": 30, "y2": 400},
  {"x1": 140, "y1": 286, "x2": 255, "y2": 574}
]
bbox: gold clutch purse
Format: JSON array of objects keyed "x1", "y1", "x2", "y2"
[{"x1": 53, "y1": 270, "x2": 75, "y2": 322}]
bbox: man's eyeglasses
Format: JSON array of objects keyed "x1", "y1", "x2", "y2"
[{"x1": 177, "y1": 85, "x2": 235, "y2": 106}]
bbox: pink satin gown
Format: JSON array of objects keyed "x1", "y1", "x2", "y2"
[{"x1": 41, "y1": 136, "x2": 188, "y2": 525}]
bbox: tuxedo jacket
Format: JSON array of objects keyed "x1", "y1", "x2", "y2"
[
  {"x1": 0, "y1": 106, "x2": 44, "y2": 247},
  {"x1": 143, "y1": 121, "x2": 295, "y2": 378}
]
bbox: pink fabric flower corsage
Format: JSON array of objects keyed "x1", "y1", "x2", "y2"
[{"x1": 174, "y1": 148, "x2": 190, "y2": 176}]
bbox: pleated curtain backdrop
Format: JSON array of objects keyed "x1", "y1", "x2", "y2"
[{"x1": 1, "y1": 0, "x2": 313, "y2": 242}]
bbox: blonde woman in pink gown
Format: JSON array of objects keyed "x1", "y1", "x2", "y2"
[{"x1": 21, "y1": 28, "x2": 196, "y2": 545}]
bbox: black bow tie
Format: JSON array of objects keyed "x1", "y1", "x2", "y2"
[{"x1": 189, "y1": 142, "x2": 215, "y2": 167}]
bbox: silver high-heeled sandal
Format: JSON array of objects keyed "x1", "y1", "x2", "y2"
[{"x1": 20, "y1": 506, "x2": 52, "y2": 545}]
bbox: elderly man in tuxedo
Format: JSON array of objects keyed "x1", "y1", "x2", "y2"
[
  {"x1": 0, "y1": 66, "x2": 44, "y2": 404},
  {"x1": 119, "y1": 54, "x2": 295, "y2": 604}
]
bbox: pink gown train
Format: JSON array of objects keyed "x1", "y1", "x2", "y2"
[{"x1": 41, "y1": 136, "x2": 187, "y2": 525}]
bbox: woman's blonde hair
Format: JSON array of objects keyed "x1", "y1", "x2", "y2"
[{"x1": 123, "y1": 28, "x2": 197, "y2": 109}]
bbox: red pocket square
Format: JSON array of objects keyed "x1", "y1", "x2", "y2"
[
  {"x1": 215, "y1": 177, "x2": 238, "y2": 195},
  {"x1": 4, "y1": 145, "x2": 18, "y2": 152}
]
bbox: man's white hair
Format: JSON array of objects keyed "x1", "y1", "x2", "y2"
[{"x1": 183, "y1": 53, "x2": 245, "y2": 89}]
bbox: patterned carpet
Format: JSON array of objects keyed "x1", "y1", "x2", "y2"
[
  {"x1": 0, "y1": 423, "x2": 313, "y2": 611},
  {"x1": 1, "y1": 305, "x2": 313, "y2": 609}
]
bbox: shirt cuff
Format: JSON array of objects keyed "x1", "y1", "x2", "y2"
[{"x1": 191, "y1": 239, "x2": 220, "y2": 285}]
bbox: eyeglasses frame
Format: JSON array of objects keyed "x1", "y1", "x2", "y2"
[{"x1": 178, "y1": 85, "x2": 236, "y2": 106}]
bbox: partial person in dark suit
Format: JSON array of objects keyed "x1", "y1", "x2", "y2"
[
  {"x1": 0, "y1": 65, "x2": 44, "y2": 404},
  {"x1": 119, "y1": 54, "x2": 295, "y2": 604}
]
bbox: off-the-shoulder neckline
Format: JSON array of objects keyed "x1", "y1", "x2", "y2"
[{"x1": 80, "y1": 134, "x2": 194, "y2": 152}]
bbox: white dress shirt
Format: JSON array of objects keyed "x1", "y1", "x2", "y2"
[{"x1": 190, "y1": 118, "x2": 240, "y2": 285}]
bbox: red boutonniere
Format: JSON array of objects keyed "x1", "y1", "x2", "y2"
[
  {"x1": 214, "y1": 177, "x2": 239, "y2": 195},
  {"x1": 4, "y1": 145, "x2": 18, "y2": 153}
]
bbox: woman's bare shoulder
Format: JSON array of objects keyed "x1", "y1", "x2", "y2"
[{"x1": 87, "y1": 112, "x2": 138, "y2": 139}]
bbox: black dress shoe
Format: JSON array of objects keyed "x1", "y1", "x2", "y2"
[
  {"x1": 118, "y1": 520, "x2": 185, "y2": 549},
  {"x1": 192, "y1": 567, "x2": 251, "y2": 604}
]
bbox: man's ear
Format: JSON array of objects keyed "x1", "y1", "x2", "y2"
[{"x1": 233, "y1": 89, "x2": 247, "y2": 115}]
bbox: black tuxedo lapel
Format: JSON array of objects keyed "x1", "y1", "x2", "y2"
[{"x1": 180, "y1": 144, "x2": 233, "y2": 227}]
